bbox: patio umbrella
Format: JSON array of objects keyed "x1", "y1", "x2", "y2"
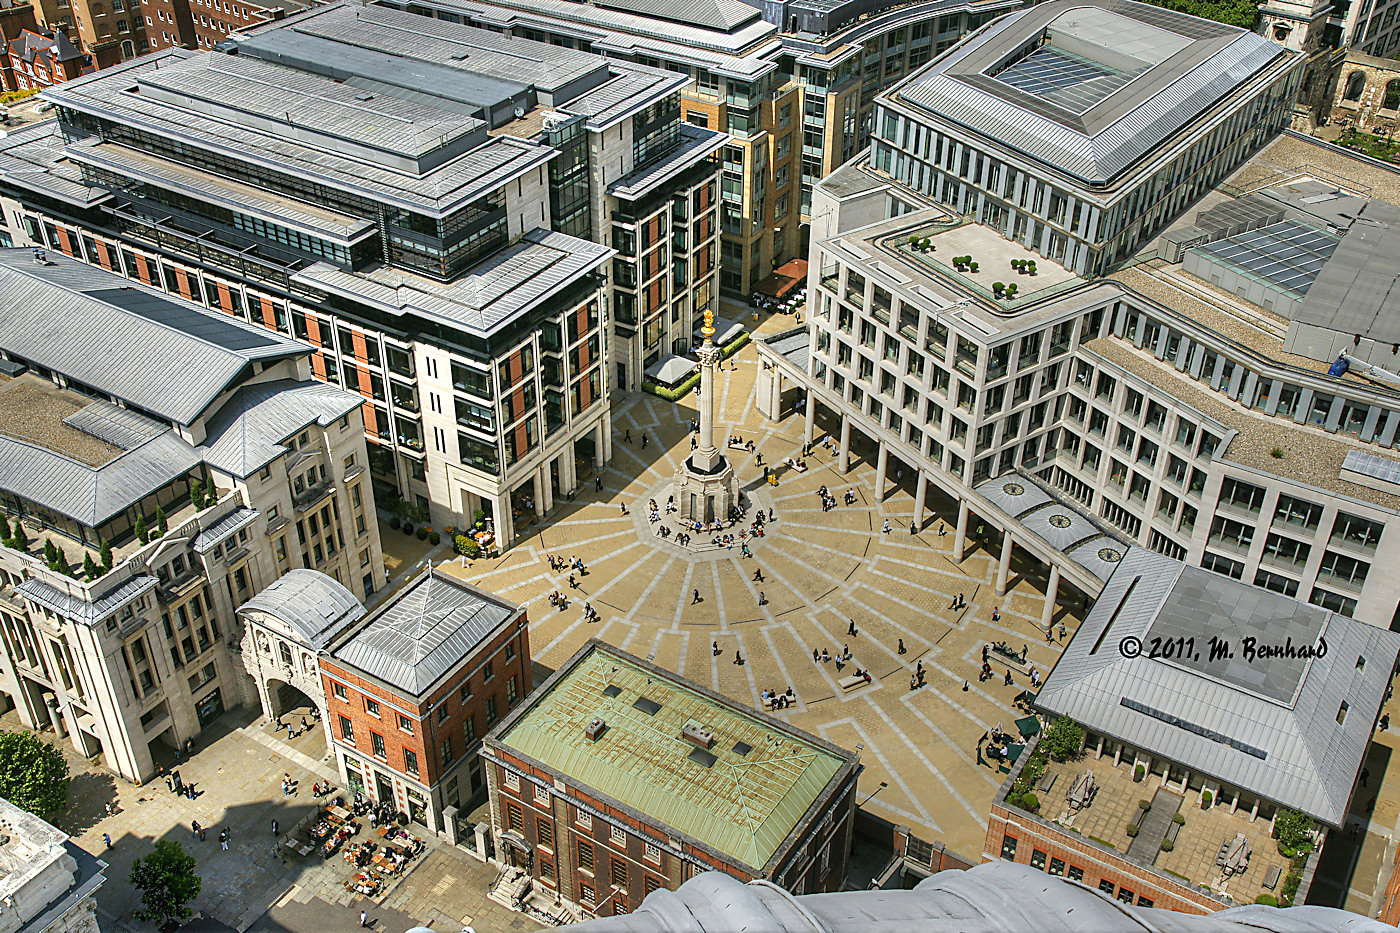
[{"x1": 1015, "y1": 715, "x2": 1041, "y2": 738}]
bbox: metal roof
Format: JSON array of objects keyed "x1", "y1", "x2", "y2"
[
  {"x1": 292, "y1": 227, "x2": 612, "y2": 339},
  {"x1": 238, "y1": 568, "x2": 366, "y2": 650},
  {"x1": 0, "y1": 428, "x2": 199, "y2": 527},
  {"x1": 199, "y1": 378, "x2": 362, "y2": 478},
  {"x1": 971, "y1": 472, "x2": 1127, "y2": 580},
  {"x1": 245, "y1": 5, "x2": 609, "y2": 104},
  {"x1": 0, "y1": 121, "x2": 109, "y2": 208},
  {"x1": 331, "y1": 569, "x2": 518, "y2": 695},
  {"x1": 0, "y1": 251, "x2": 306, "y2": 425},
  {"x1": 17, "y1": 574, "x2": 159, "y2": 626},
  {"x1": 47, "y1": 51, "x2": 554, "y2": 218},
  {"x1": 192, "y1": 507, "x2": 260, "y2": 553},
  {"x1": 763, "y1": 327, "x2": 810, "y2": 373},
  {"x1": 607, "y1": 122, "x2": 726, "y2": 199},
  {"x1": 1341, "y1": 449, "x2": 1400, "y2": 487},
  {"x1": 137, "y1": 52, "x2": 485, "y2": 168},
  {"x1": 893, "y1": 0, "x2": 1290, "y2": 185},
  {"x1": 1289, "y1": 199, "x2": 1400, "y2": 342},
  {"x1": 1189, "y1": 221, "x2": 1339, "y2": 301},
  {"x1": 592, "y1": 0, "x2": 759, "y2": 31},
  {"x1": 490, "y1": 641, "x2": 857, "y2": 873},
  {"x1": 1036, "y1": 547, "x2": 1400, "y2": 826}
]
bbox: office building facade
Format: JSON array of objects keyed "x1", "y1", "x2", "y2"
[{"x1": 0, "y1": 251, "x2": 384, "y2": 783}]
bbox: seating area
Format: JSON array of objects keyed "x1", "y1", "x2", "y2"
[{"x1": 839, "y1": 672, "x2": 873, "y2": 692}]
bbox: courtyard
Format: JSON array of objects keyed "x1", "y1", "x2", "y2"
[{"x1": 436, "y1": 307, "x2": 1084, "y2": 860}]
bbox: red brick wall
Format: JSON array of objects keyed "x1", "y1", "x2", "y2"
[
  {"x1": 983, "y1": 803, "x2": 1220, "y2": 914},
  {"x1": 321, "y1": 610, "x2": 530, "y2": 790}
]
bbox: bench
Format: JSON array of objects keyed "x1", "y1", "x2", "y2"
[
  {"x1": 1165, "y1": 821, "x2": 1182, "y2": 846},
  {"x1": 1038, "y1": 772, "x2": 1057, "y2": 794},
  {"x1": 838, "y1": 674, "x2": 870, "y2": 692},
  {"x1": 1263, "y1": 865, "x2": 1281, "y2": 890}
]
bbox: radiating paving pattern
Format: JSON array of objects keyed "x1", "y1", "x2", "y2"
[{"x1": 440, "y1": 322, "x2": 1081, "y2": 857}]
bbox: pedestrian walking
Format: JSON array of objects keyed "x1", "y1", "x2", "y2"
[
  {"x1": 595, "y1": 475, "x2": 602, "y2": 491},
  {"x1": 301, "y1": 716, "x2": 309, "y2": 734},
  {"x1": 624, "y1": 429, "x2": 631, "y2": 443},
  {"x1": 768, "y1": 508, "x2": 774, "y2": 521},
  {"x1": 692, "y1": 589, "x2": 701, "y2": 604},
  {"x1": 754, "y1": 568, "x2": 764, "y2": 582},
  {"x1": 882, "y1": 519, "x2": 891, "y2": 534},
  {"x1": 991, "y1": 607, "x2": 1000, "y2": 622},
  {"x1": 734, "y1": 650, "x2": 744, "y2": 665},
  {"x1": 192, "y1": 820, "x2": 201, "y2": 840},
  {"x1": 910, "y1": 521, "x2": 917, "y2": 535},
  {"x1": 220, "y1": 830, "x2": 229, "y2": 851},
  {"x1": 103, "y1": 833, "x2": 111, "y2": 849},
  {"x1": 641, "y1": 434, "x2": 649, "y2": 449},
  {"x1": 360, "y1": 910, "x2": 369, "y2": 928},
  {"x1": 713, "y1": 640, "x2": 721, "y2": 656},
  {"x1": 847, "y1": 619, "x2": 857, "y2": 637},
  {"x1": 758, "y1": 592, "x2": 767, "y2": 606},
  {"x1": 897, "y1": 638, "x2": 906, "y2": 654},
  {"x1": 568, "y1": 573, "x2": 576, "y2": 588},
  {"x1": 271, "y1": 818, "x2": 279, "y2": 837},
  {"x1": 1004, "y1": 669, "x2": 1014, "y2": 686},
  {"x1": 166, "y1": 774, "x2": 175, "y2": 793}
]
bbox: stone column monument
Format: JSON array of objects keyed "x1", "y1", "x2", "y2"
[{"x1": 673, "y1": 310, "x2": 741, "y2": 522}]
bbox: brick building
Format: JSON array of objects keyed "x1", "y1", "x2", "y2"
[
  {"x1": 6, "y1": 27, "x2": 101, "y2": 89},
  {"x1": 318, "y1": 569, "x2": 530, "y2": 837},
  {"x1": 142, "y1": 0, "x2": 310, "y2": 54},
  {"x1": 482, "y1": 640, "x2": 861, "y2": 923},
  {"x1": 983, "y1": 547, "x2": 1400, "y2": 914}
]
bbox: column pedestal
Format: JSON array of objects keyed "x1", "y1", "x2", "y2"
[
  {"x1": 952, "y1": 500, "x2": 970, "y2": 562},
  {"x1": 1040, "y1": 566, "x2": 1061, "y2": 631},
  {"x1": 874, "y1": 443, "x2": 888, "y2": 503},
  {"x1": 913, "y1": 470, "x2": 927, "y2": 528},
  {"x1": 838, "y1": 416, "x2": 852, "y2": 473}
]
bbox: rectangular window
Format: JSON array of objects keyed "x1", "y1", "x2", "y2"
[
  {"x1": 611, "y1": 824, "x2": 626, "y2": 845},
  {"x1": 611, "y1": 858, "x2": 628, "y2": 890},
  {"x1": 577, "y1": 810, "x2": 593, "y2": 830},
  {"x1": 507, "y1": 803, "x2": 523, "y2": 832},
  {"x1": 1000, "y1": 836, "x2": 1017, "y2": 861},
  {"x1": 1048, "y1": 857, "x2": 1065, "y2": 876},
  {"x1": 365, "y1": 698, "x2": 380, "y2": 717},
  {"x1": 486, "y1": 697, "x2": 498, "y2": 724},
  {"x1": 537, "y1": 819, "x2": 554, "y2": 850},
  {"x1": 644, "y1": 843, "x2": 661, "y2": 864},
  {"x1": 371, "y1": 732, "x2": 387, "y2": 759},
  {"x1": 404, "y1": 749, "x2": 419, "y2": 776},
  {"x1": 398, "y1": 713, "x2": 413, "y2": 734},
  {"x1": 339, "y1": 716, "x2": 354, "y2": 743},
  {"x1": 579, "y1": 840, "x2": 595, "y2": 871},
  {"x1": 332, "y1": 682, "x2": 347, "y2": 700},
  {"x1": 1030, "y1": 849, "x2": 1047, "y2": 871},
  {"x1": 1098, "y1": 879, "x2": 1115, "y2": 895},
  {"x1": 507, "y1": 675, "x2": 518, "y2": 704},
  {"x1": 1068, "y1": 866, "x2": 1084, "y2": 881}
]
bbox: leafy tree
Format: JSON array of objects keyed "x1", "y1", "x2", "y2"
[
  {"x1": 43, "y1": 537, "x2": 58, "y2": 565},
  {"x1": 99, "y1": 539, "x2": 113, "y2": 572},
  {"x1": 135, "y1": 515, "x2": 149, "y2": 545},
  {"x1": 1274, "y1": 808, "x2": 1314, "y2": 853},
  {"x1": 1041, "y1": 716, "x2": 1085, "y2": 762},
  {"x1": 0, "y1": 516, "x2": 9, "y2": 542},
  {"x1": 0, "y1": 731, "x2": 69, "y2": 816},
  {"x1": 1140, "y1": 0, "x2": 1258, "y2": 28},
  {"x1": 190, "y1": 480, "x2": 205, "y2": 511},
  {"x1": 156, "y1": 507, "x2": 167, "y2": 538},
  {"x1": 130, "y1": 840, "x2": 202, "y2": 929},
  {"x1": 10, "y1": 523, "x2": 27, "y2": 550},
  {"x1": 83, "y1": 553, "x2": 99, "y2": 582}
]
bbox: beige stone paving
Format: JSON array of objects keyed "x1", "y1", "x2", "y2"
[{"x1": 439, "y1": 316, "x2": 1082, "y2": 860}]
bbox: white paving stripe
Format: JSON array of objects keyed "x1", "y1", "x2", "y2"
[{"x1": 818, "y1": 717, "x2": 936, "y2": 829}]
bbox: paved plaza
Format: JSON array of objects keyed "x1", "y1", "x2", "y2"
[{"x1": 439, "y1": 309, "x2": 1083, "y2": 860}]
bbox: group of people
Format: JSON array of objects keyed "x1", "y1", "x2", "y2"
[
  {"x1": 311, "y1": 780, "x2": 335, "y2": 798},
  {"x1": 582, "y1": 601, "x2": 599, "y2": 623},
  {"x1": 165, "y1": 770, "x2": 198, "y2": 800},
  {"x1": 547, "y1": 554, "x2": 587, "y2": 575},
  {"x1": 547, "y1": 590, "x2": 570, "y2": 610},
  {"x1": 761, "y1": 686, "x2": 796, "y2": 709},
  {"x1": 909, "y1": 660, "x2": 927, "y2": 691}
]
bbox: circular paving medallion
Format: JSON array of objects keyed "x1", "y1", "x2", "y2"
[
  {"x1": 1048, "y1": 514, "x2": 1072, "y2": 528},
  {"x1": 1098, "y1": 548, "x2": 1122, "y2": 563},
  {"x1": 1002, "y1": 482, "x2": 1025, "y2": 496}
]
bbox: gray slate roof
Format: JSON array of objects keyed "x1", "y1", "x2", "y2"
[
  {"x1": 0, "y1": 428, "x2": 199, "y2": 527},
  {"x1": 893, "y1": 0, "x2": 1288, "y2": 185},
  {"x1": 200, "y1": 379, "x2": 362, "y2": 478},
  {"x1": 332, "y1": 570, "x2": 517, "y2": 696},
  {"x1": 238, "y1": 569, "x2": 366, "y2": 650},
  {"x1": 0, "y1": 251, "x2": 306, "y2": 426},
  {"x1": 17, "y1": 574, "x2": 158, "y2": 626},
  {"x1": 1036, "y1": 547, "x2": 1400, "y2": 826},
  {"x1": 192, "y1": 507, "x2": 260, "y2": 554}
]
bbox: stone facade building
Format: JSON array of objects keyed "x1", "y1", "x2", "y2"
[{"x1": 0, "y1": 795, "x2": 105, "y2": 933}]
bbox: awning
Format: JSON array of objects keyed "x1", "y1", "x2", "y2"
[
  {"x1": 1015, "y1": 715, "x2": 1041, "y2": 738},
  {"x1": 754, "y1": 259, "x2": 809, "y2": 299},
  {"x1": 644, "y1": 354, "x2": 698, "y2": 386},
  {"x1": 499, "y1": 831, "x2": 531, "y2": 853},
  {"x1": 1006, "y1": 743, "x2": 1025, "y2": 763}
]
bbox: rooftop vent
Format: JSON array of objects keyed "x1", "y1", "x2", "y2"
[
  {"x1": 585, "y1": 717, "x2": 607, "y2": 741},
  {"x1": 733, "y1": 740, "x2": 752, "y2": 756},
  {"x1": 681, "y1": 721, "x2": 714, "y2": 749},
  {"x1": 602, "y1": 685, "x2": 622, "y2": 698},
  {"x1": 633, "y1": 696, "x2": 662, "y2": 716},
  {"x1": 687, "y1": 747, "x2": 716, "y2": 768}
]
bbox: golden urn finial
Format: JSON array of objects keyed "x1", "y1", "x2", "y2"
[{"x1": 702, "y1": 309, "x2": 715, "y2": 341}]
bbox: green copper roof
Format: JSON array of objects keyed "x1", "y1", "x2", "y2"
[{"x1": 495, "y1": 645, "x2": 851, "y2": 871}]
